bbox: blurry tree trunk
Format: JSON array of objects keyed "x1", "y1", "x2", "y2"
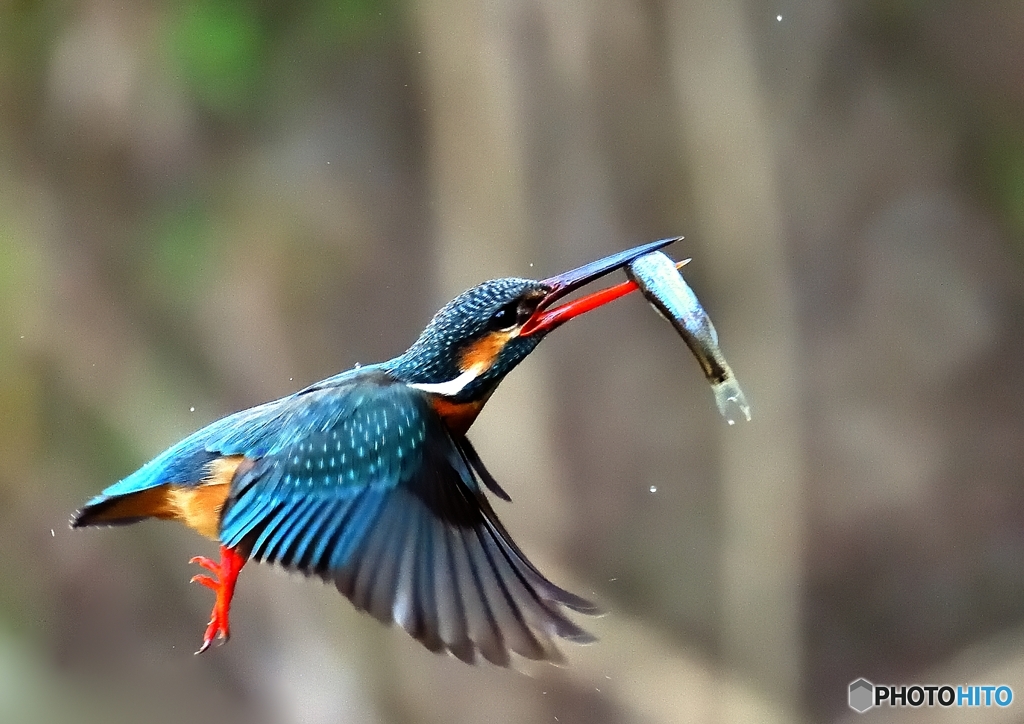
[
  {"x1": 404, "y1": 2, "x2": 570, "y2": 721},
  {"x1": 667, "y1": 0, "x2": 805, "y2": 718},
  {"x1": 412, "y1": 1, "x2": 530, "y2": 290}
]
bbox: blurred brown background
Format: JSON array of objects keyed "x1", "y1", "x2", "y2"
[{"x1": 2, "y1": 0, "x2": 1024, "y2": 722}]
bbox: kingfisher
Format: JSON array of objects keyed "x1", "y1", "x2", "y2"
[{"x1": 71, "y1": 237, "x2": 678, "y2": 665}]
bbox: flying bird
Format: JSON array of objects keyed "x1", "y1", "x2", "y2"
[{"x1": 71, "y1": 237, "x2": 678, "y2": 665}]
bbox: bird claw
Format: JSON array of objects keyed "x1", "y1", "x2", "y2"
[
  {"x1": 189, "y1": 555, "x2": 220, "y2": 574},
  {"x1": 189, "y1": 573, "x2": 219, "y2": 591},
  {"x1": 187, "y1": 545, "x2": 245, "y2": 655},
  {"x1": 195, "y1": 613, "x2": 230, "y2": 655}
]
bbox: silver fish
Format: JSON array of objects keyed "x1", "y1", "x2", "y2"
[{"x1": 627, "y1": 251, "x2": 751, "y2": 424}]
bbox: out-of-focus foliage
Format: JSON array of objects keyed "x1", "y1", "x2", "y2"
[
  {"x1": 982, "y1": 128, "x2": 1024, "y2": 242},
  {"x1": 167, "y1": 0, "x2": 268, "y2": 115}
]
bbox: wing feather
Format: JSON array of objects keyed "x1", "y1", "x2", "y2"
[
  {"x1": 472, "y1": 524, "x2": 552, "y2": 661},
  {"x1": 326, "y1": 488, "x2": 390, "y2": 573},
  {"x1": 215, "y1": 374, "x2": 595, "y2": 664},
  {"x1": 432, "y1": 508, "x2": 473, "y2": 662},
  {"x1": 249, "y1": 500, "x2": 297, "y2": 560},
  {"x1": 260, "y1": 497, "x2": 320, "y2": 564},
  {"x1": 306, "y1": 497, "x2": 358, "y2": 573},
  {"x1": 220, "y1": 495, "x2": 277, "y2": 550},
  {"x1": 348, "y1": 491, "x2": 401, "y2": 616},
  {"x1": 452, "y1": 523, "x2": 498, "y2": 664},
  {"x1": 288, "y1": 499, "x2": 341, "y2": 571},
  {"x1": 368, "y1": 498, "x2": 415, "y2": 625}
]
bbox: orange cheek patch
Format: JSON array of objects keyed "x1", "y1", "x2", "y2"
[{"x1": 459, "y1": 330, "x2": 516, "y2": 375}]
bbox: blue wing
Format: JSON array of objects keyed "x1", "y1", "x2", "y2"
[
  {"x1": 73, "y1": 366, "x2": 380, "y2": 512},
  {"x1": 73, "y1": 365, "x2": 596, "y2": 663},
  {"x1": 213, "y1": 369, "x2": 597, "y2": 665}
]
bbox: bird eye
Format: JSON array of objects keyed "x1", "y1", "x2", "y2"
[{"x1": 488, "y1": 301, "x2": 520, "y2": 331}]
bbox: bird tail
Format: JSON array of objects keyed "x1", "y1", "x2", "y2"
[
  {"x1": 70, "y1": 444, "x2": 219, "y2": 529},
  {"x1": 71, "y1": 486, "x2": 172, "y2": 529}
]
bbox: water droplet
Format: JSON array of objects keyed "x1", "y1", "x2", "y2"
[
  {"x1": 649, "y1": 485, "x2": 657, "y2": 493},
  {"x1": 354, "y1": 362, "x2": 362, "y2": 369}
]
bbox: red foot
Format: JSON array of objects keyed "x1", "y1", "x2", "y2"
[{"x1": 189, "y1": 545, "x2": 246, "y2": 654}]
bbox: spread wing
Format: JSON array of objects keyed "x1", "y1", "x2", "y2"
[{"x1": 214, "y1": 371, "x2": 597, "y2": 665}]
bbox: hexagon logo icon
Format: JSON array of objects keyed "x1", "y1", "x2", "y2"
[{"x1": 849, "y1": 679, "x2": 874, "y2": 713}]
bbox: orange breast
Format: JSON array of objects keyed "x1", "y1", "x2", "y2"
[{"x1": 431, "y1": 397, "x2": 485, "y2": 435}]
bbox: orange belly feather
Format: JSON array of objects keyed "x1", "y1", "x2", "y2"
[{"x1": 431, "y1": 397, "x2": 485, "y2": 435}]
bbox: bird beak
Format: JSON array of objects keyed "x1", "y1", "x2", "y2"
[{"x1": 520, "y1": 236, "x2": 682, "y2": 336}]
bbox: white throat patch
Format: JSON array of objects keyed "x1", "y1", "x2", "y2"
[{"x1": 407, "y1": 367, "x2": 481, "y2": 397}]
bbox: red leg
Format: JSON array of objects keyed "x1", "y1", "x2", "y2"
[{"x1": 189, "y1": 544, "x2": 246, "y2": 654}]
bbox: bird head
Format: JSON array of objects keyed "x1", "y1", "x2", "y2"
[{"x1": 391, "y1": 237, "x2": 679, "y2": 403}]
